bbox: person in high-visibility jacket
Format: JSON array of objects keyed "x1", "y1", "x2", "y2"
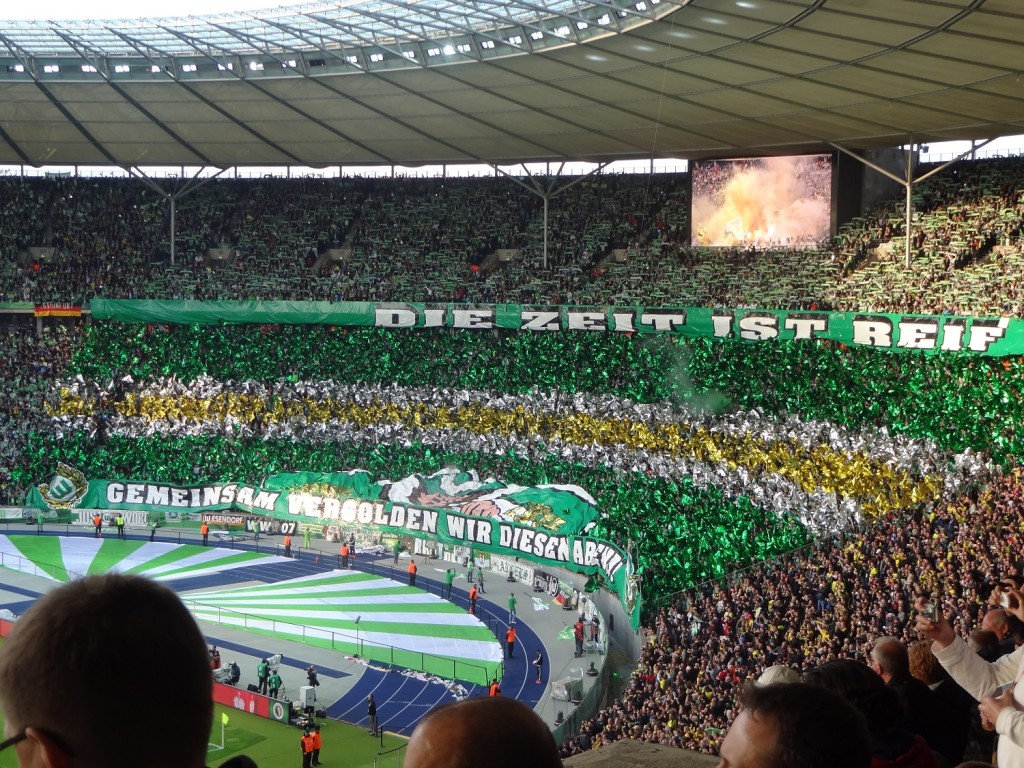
[
  {"x1": 341, "y1": 542, "x2": 349, "y2": 568},
  {"x1": 283, "y1": 533, "x2": 292, "y2": 558},
  {"x1": 200, "y1": 521, "x2": 210, "y2": 546},
  {"x1": 311, "y1": 725, "x2": 323, "y2": 766},
  {"x1": 468, "y1": 584, "x2": 478, "y2": 615},
  {"x1": 268, "y1": 669, "x2": 282, "y2": 698},
  {"x1": 408, "y1": 559, "x2": 417, "y2": 587},
  {"x1": 300, "y1": 729, "x2": 315, "y2": 768}
]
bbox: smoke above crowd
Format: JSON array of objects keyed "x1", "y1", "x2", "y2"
[{"x1": 691, "y1": 154, "x2": 832, "y2": 249}]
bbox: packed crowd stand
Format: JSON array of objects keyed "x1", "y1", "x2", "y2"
[
  {"x1": 3, "y1": 156, "x2": 1024, "y2": 764},
  {"x1": 2, "y1": 317, "x2": 1023, "y2": 763},
  {"x1": 562, "y1": 471, "x2": 1024, "y2": 761},
  {"x1": 0, "y1": 158, "x2": 1021, "y2": 315}
]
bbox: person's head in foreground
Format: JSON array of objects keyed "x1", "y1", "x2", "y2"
[
  {"x1": 405, "y1": 696, "x2": 562, "y2": 768},
  {"x1": 0, "y1": 574, "x2": 213, "y2": 768},
  {"x1": 717, "y1": 682, "x2": 870, "y2": 768}
]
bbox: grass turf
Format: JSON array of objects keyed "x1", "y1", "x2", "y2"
[{"x1": 207, "y1": 704, "x2": 407, "y2": 768}]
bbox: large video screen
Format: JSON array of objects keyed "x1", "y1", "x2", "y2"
[{"x1": 691, "y1": 154, "x2": 832, "y2": 249}]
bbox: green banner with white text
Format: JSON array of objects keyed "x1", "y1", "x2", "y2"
[
  {"x1": 89, "y1": 299, "x2": 1020, "y2": 355},
  {"x1": 26, "y1": 466, "x2": 641, "y2": 629}
]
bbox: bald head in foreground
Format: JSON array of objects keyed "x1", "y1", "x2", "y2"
[{"x1": 405, "y1": 696, "x2": 562, "y2": 768}]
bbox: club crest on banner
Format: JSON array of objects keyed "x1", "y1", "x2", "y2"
[{"x1": 36, "y1": 463, "x2": 88, "y2": 510}]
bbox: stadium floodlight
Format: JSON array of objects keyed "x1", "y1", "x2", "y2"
[
  {"x1": 81, "y1": 64, "x2": 97, "y2": 73},
  {"x1": 150, "y1": 64, "x2": 161, "y2": 73},
  {"x1": 597, "y1": 13, "x2": 611, "y2": 24},
  {"x1": 181, "y1": 63, "x2": 197, "y2": 72},
  {"x1": 248, "y1": 61, "x2": 264, "y2": 71},
  {"x1": 345, "y1": 56, "x2": 358, "y2": 65},
  {"x1": 217, "y1": 62, "x2": 233, "y2": 70},
  {"x1": 443, "y1": 44, "x2": 455, "y2": 55},
  {"x1": 427, "y1": 47, "x2": 441, "y2": 56},
  {"x1": 369, "y1": 52, "x2": 384, "y2": 62},
  {"x1": 576, "y1": 21, "x2": 588, "y2": 29},
  {"x1": 113, "y1": 64, "x2": 129, "y2": 73},
  {"x1": 402, "y1": 51, "x2": 415, "y2": 59},
  {"x1": 554, "y1": 25, "x2": 570, "y2": 36},
  {"x1": 634, "y1": 2, "x2": 647, "y2": 11},
  {"x1": 530, "y1": 30, "x2": 543, "y2": 40},
  {"x1": 43, "y1": 64, "x2": 60, "y2": 73},
  {"x1": 456, "y1": 43, "x2": 471, "y2": 53},
  {"x1": 480, "y1": 40, "x2": 495, "y2": 49},
  {"x1": 508, "y1": 35, "x2": 522, "y2": 45}
]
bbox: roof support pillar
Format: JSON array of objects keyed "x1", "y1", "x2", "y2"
[
  {"x1": 831, "y1": 138, "x2": 997, "y2": 270},
  {"x1": 129, "y1": 165, "x2": 227, "y2": 265},
  {"x1": 494, "y1": 161, "x2": 608, "y2": 269}
]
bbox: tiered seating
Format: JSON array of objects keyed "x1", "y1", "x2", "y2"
[
  {"x1": 1, "y1": 162, "x2": 1024, "y2": 314},
  {"x1": 4, "y1": 156, "x2": 1024, "y2": 765}
]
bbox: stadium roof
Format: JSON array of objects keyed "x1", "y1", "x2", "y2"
[{"x1": 0, "y1": 0, "x2": 1021, "y2": 168}]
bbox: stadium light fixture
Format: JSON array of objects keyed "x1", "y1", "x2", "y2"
[
  {"x1": 248, "y1": 61, "x2": 264, "y2": 70},
  {"x1": 443, "y1": 44, "x2": 455, "y2": 55},
  {"x1": 402, "y1": 51, "x2": 415, "y2": 59},
  {"x1": 480, "y1": 40, "x2": 495, "y2": 49},
  {"x1": 43, "y1": 64, "x2": 60, "y2": 73},
  {"x1": 576, "y1": 21, "x2": 588, "y2": 29},
  {"x1": 150, "y1": 64, "x2": 161, "y2": 73},
  {"x1": 114, "y1": 64, "x2": 129, "y2": 73},
  {"x1": 345, "y1": 56, "x2": 358, "y2": 65},
  {"x1": 427, "y1": 47, "x2": 440, "y2": 56},
  {"x1": 508, "y1": 35, "x2": 522, "y2": 45},
  {"x1": 181, "y1": 63, "x2": 197, "y2": 72},
  {"x1": 456, "y1": 43, "x2": 471, "y2": 53},
  {"x1": 530, "y1": 30, "x2": 543, "y2": 40},
  {"x1": 369, "y1": 52, "x2": 383, "y2": 62},
  {"x1": 597, "y1": 13, "x2": 611, "y2": 24},
  {"x1": 554, "y1": 25, "x2": 570, "y2": 36},
  {"x1": 81, "y1": 64, "x2": 97, "y2": 73}
]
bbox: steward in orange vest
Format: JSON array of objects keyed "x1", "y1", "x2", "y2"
[
  {"x1": 300, "y1": 730, "x2": 315, "y2": 768},
  {"x1": 407, "y1": 559, "x2": 417, "y2": 587},
  {"x1": 311, "y1": 725, "x2": 322, "y2": 765}
]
